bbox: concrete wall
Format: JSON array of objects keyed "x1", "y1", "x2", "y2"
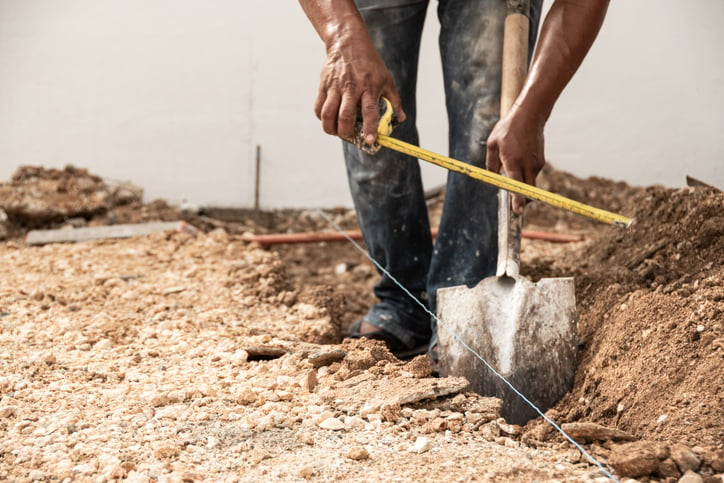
[{"x1": 1, "y1": 1, "x2": 722, "y2": 209}]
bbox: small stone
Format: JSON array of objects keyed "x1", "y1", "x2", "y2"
[
  {"x1": 657, "y1": 458, "x2": 681, "y2": 479},
  {"x1": 360, "y1": 404, "x2": 380, "y2": 419},
  {"x1": 608, "y1": 441, "x2": 660, "y2": 478},
  {"x1": 561, "y1": 421, "x2": 637, "y2": 443},
  {"x1": 154, "y1": 444, "x2": 182, "y2": 459},
  {"x1": 42, "y1": 352, "x2": 57, "y2": 364},
  {"x1": 405, "y1": 355, "x2": 432, "y2": 378},
  {"x1": 495, "y1": 418, "x2": 522, "y2": 436},
  {"x1": 334, "y1": 263, "x2": 348, "y2": 275},
  {"x1": 318, "y1": 417, "x2": 346, "y2": 431},
  {"x1": 696, "y1": 325, "x2": 706, "y2": 333},
  {"x1": 670, "y1": 444, "x2": 702, "y2": 473},
  {"x1": 308, "y1": 349, "x2": 346, "y2": 368},
  {"x1": 94, "y1": 339, "x2": 112, "y2": 351},
  {"x1": 301, "y1": 370, "x2": 317, "y2": 393},
  {"x1": 180, "y1": 471, "x2": 204, "y2": 482},
  {"x1": 235, "y1": 387, "x2": 258, "y2": 405},
  {"x1": 678, "y1": 470, "x2": 704, "y2": 483},
  {"x1": 298, "y1": 466, "x2": 316, "y2": 479},
  {"x1": 343, "y1": 415, "x2": 366, "y2": 430},
  {"x1": 149, "y1": 393, "x2": 171, "y2": 407},
  {"x1": 154, "y1": 406, "x2": 181, "y2": 420},
  {"x1": 412, "y1": 436, "x2": 432, "y2": 454},
  {"x1": 296, "y1": 431, "x2": 314, "y2": 445},
  {"x1": 345, "y1": 445, "x2": 370, "y2": 461},
  {"x1": 230, "y1": 349, "x2": 249, "y2": 365},
  {"x1": 428, "y1": 417, "x2": 447, "y2": 433},
  {"x1": 380, "y1": 403, "x2": 401, "y2": 422},
  {"x1": 446, "y1": 413, "x2": 464, "y2": 433},
  {"x1": 705, "y1": 448, "x2": 724, "y2": 472},
  {"x1": 657, "y1": 414, "x2": 669, "y2": 424},
  {"x1": 28, "y1": 470, "x2": 45, "y2": 481},
  {"x1": 0, "y1": 405, "x2": 17, "y2": 418}
]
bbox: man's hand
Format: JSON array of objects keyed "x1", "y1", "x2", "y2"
[
  {"x1": 486, "y1": 107, "x2": 545, "y2": 215},
  {"x1": 486, "y1": 0, "x2": 609, "y2": 215},
  {"x1": 300, "y1": 1, "x2": 405, "y2": 145}
]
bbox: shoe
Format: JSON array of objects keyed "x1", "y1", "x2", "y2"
[{"x1": 347, "y1": 320, "x2": 429, "y2": 360}]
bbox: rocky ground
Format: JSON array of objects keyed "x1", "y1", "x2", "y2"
[{"x1": 0, "y1": 166, "x2": 722, "y2": 482}]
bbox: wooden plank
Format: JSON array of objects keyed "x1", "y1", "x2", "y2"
[{"x1": 25, "y1": 221, "x2": 196, "y2": 245}]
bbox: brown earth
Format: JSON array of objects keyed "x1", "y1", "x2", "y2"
[{"x1": 0, "y1": 165, "x2": 721, "y2": 482}]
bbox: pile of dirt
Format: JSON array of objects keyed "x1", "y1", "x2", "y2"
[
  {"x1": 0, "y1": 166, "x2": 144, "y2": 231},
  {"x1": 0, "y1": 164, "x2": 721, "y2": 482},
  {"x1": 549, "y1": 184, "x2": 723, "y2": 448}
]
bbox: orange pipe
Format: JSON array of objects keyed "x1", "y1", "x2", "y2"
[{"x1": 242, "y1": 227, "x2": 583, "y2": 245}]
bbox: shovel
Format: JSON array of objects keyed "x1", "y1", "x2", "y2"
[{"x1": 436, "y1": 0, "x2": 578, "y2": 425}]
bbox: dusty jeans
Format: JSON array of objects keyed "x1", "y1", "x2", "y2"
[{"x1": 345, "y1": 0, "x2": 541, "y2": 350}]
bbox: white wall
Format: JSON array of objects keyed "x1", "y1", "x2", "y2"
[{"x1": 1, "y1": 1, "x2": 722, "y2": 209}]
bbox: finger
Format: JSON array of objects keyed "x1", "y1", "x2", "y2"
[
  {"x1": 485, "y1": 144, "x2": 501, "y2": 173},
  {"x1": 337, "y1": 93, "x2": 358, "y2": 141},
  {"x1": 512, "y1": 193, "x2": 527, "y2": 215},
  {"x1": 319, "y1": 91, "x2": 341, "y2": 136},
  {"x1": 511, "y1": 167, "x2": 536, "y2": 215},
  {"x1": 313, "y1": 89, "x2": 326, "y2": 120},
  {"x1": 360, "y1": 91, "x2": 380, "y2": 146},
  {"x1": 383, "y1": 87, "x2": 406, "y2": 124}
]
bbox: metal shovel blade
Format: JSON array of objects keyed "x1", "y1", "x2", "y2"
[
  {"x1": 437, "y1": 273, "x2": 577, "y2": 425},
  {"x1": 436, "y1": 0, "x2": 577, "y2": 425}
]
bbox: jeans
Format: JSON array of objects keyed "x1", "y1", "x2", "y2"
[{"x1": 346, "y1": 0, "x2": 542, "y2": 350}]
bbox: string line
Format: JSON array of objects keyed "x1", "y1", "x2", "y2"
[{"x1": 317, "y1": 209, "x2": 619, "y2": 483}]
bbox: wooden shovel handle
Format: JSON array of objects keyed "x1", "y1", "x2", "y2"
[
  {"x1": 501, "y1": 11, "x2": 530, "y2": 117},
  {"x1": 496, "y1": 2, "x2": 530, "y2": 277}
]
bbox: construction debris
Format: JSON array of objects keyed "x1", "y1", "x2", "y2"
[{"x1": 25, "y1": 221, "x2": 197, "y2": 245}]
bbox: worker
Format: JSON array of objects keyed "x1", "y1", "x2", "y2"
[{"x1": 298, "y1": 0, "x2": 609, "y2": 359}]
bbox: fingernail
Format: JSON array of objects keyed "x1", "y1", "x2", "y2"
[{"x1": 365, "y1": 134, "x2": 375, "y2": 145}]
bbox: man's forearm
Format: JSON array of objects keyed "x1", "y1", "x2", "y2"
[{"x1": 513, "y1": 0, "x2": 609, "y2": 125}]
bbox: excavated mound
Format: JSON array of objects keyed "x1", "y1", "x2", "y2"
[{"x1": 518, "y1": 168, "x2": 723, "y2": 448}]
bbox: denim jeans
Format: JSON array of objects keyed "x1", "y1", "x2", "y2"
[{"x1": 345, "y1": 0, "x2": 542, "y2": 349}]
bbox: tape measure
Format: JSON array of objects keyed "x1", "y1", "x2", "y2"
[{"x1": 355, "y1": 97, "x2": 632, "y2": 228}]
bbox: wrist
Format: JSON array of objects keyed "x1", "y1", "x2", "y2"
[
  {"x1": 322, "y1": 12, "x2": 369, "y2": 54},
  {"x1": 508, "y1": 101, "x2": 547, "y2": 132}
]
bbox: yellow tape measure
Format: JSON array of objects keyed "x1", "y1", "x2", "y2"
[{"x1": 367, "y1": 98, "x2": 632, "y2": 228}]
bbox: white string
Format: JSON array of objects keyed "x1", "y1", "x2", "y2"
[{"x1": 318, "y1": 209, "x2": 619, "y2": 483}]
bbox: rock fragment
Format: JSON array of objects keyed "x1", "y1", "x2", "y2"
[
  {"x1": 608, "y1": 441, "x2": 660, "y2": 478},
  {"x1": 678, "y1": 470, "x2": 704, "y2": 483},
  {"x1": 656, "y1": 458, "x2": 681, "y2": 479},
  {"x1": 704, "y1": 449, "x2": 724, "y2": 473},
  {"x1": 318, "y1": 417, "x2": 346, "y2": 431},
  {"x1": 670, "y1": 444, "x2": 702, "y2": 473},
  {"x1": 308, "y1": 349, "x2": 346, "y2": 368},
  {"x1": 345, "y1": 445, "x2": 370, "y2": 461},
  {"x1": 561, "y1": 421, "x2": 637, "y2": 443},
  {"x1": 0, "y1": 405, "x2": 17, "y2": 418},
  {"x1": 412, "y1": 436, "x2": 432, "y2": 454}
]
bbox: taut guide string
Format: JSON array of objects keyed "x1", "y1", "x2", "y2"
[{"x1": 317, "y1": 209, "x2": 619, "y2": 483}]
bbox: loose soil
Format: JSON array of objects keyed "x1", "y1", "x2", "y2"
[{"x1": 0, "y1": 165, "x2": 721, "y2": 482}]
